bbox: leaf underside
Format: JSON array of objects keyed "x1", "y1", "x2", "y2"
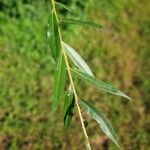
[
  {"x1": 80, "y1": 100, "x2": 119, "y2": 147},
  {"x1": 63, "y1": 42, "x2": 94, "y2": 77},
  {"x1": 73, "y1": 68, "x2": 130, "y2": 99},
  {"x1": 48, "y1": 11, "x2": 60, "y2": 61},
  {"x1": 60, "y1": 18, "x2": 102, "y2": 30},
  {"x1": 52, "y1": 53, "x2": 66, "y2": 112},
  {"x1": 63, "y1": 88, "x2": 74, "y2": 128}
]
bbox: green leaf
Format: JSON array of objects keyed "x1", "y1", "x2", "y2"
[
  {"x1": 73, "y1": 68, "x2": 130, "y2": 99},
  {"x1": 55, "y1": 2, "x2": 75, "y2": 14},
  {"x1": 62, "y1": 42, "x2": 94, "y2": 77},
  {"x1": 52, "y1": 53, "x2": 66, "y2": 112},
  {"x1": 80, "y1": 100, "x2": 119, "y2": 147},
  {"x1": 60, "y1": 18, "x2": 102, "y2": 30},
  {"x1": 48, "y1": 11, "x2": 60, "y2": 61},
  {"x1": 63, "y1": 88, "x2": 74, "y2": 128}
]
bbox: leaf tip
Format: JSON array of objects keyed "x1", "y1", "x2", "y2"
[{"x1": 118, "y1": 91, "x2": 131, "y2": 100}]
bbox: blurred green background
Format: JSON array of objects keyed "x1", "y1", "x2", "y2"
[{"x1": 0, "y1": 0, "x2": 149, "y2": 149}]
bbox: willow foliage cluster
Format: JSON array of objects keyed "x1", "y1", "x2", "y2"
[{"x1": 48, "y1": 0, "x2": 130, "y2": 149}]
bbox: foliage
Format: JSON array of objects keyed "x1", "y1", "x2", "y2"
[
  {"x1": 49, "y1": 0, "x2": 130, "y2": 149},
  {"x1": 0, "y1": 0, "x2": 149, "y2": 149}
]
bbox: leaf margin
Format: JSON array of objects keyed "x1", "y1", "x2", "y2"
[
  {"x1": 63, "y1": 42, "x2": 94, "y2": 77},
  {"x1": 60, "y1": 18, "x2": 102, "y2": 30},
  {"x1": 73, "y1": 68, "x2": 130, "y2": 100},
  {"x1": 48, "y1": 11, "x2": 61, "y2": 61},
  {"x1": 80, "y1": 99, "x2": 119, "y2": 147},
  {"x1": 52, "y1": 53, "x2": 66, "y2": 112},
  {"x1": 63, "y1": 88, "x2": 74, "y2": 128}
]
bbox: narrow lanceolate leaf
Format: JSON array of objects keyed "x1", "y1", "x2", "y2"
[
  {"x1": 55, "y1": 2, "x2": 75, "y2": 14},
  {"x1": 52, "y1": 53, "x2": 66, "y2": 112},
  {"x1": 63, "y1": 88, "x2": 74, "y2": 128},
  {"x1": 62, "y1": 42, "x2": 94, "y2": 77},
  {"x1": 60, "y1": 19, "x2": 102, "y2": 30},
  {"x1": 73, "y1": 69, "x2": 130, "y2": 99},
  {"x1": 80, "y1": 100, "x2": 119, "y2": 147},
  {"x1": 48, "y1": 11, "x2": 60, "y2": 61}
]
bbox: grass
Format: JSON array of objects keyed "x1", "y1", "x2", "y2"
[{"x1": 0, "y1": 0, "x2": 149, "y2": 149}]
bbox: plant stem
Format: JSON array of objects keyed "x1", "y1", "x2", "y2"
[{"x1": 50, "y1": 0, "x2": 91, "y2": 149}]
